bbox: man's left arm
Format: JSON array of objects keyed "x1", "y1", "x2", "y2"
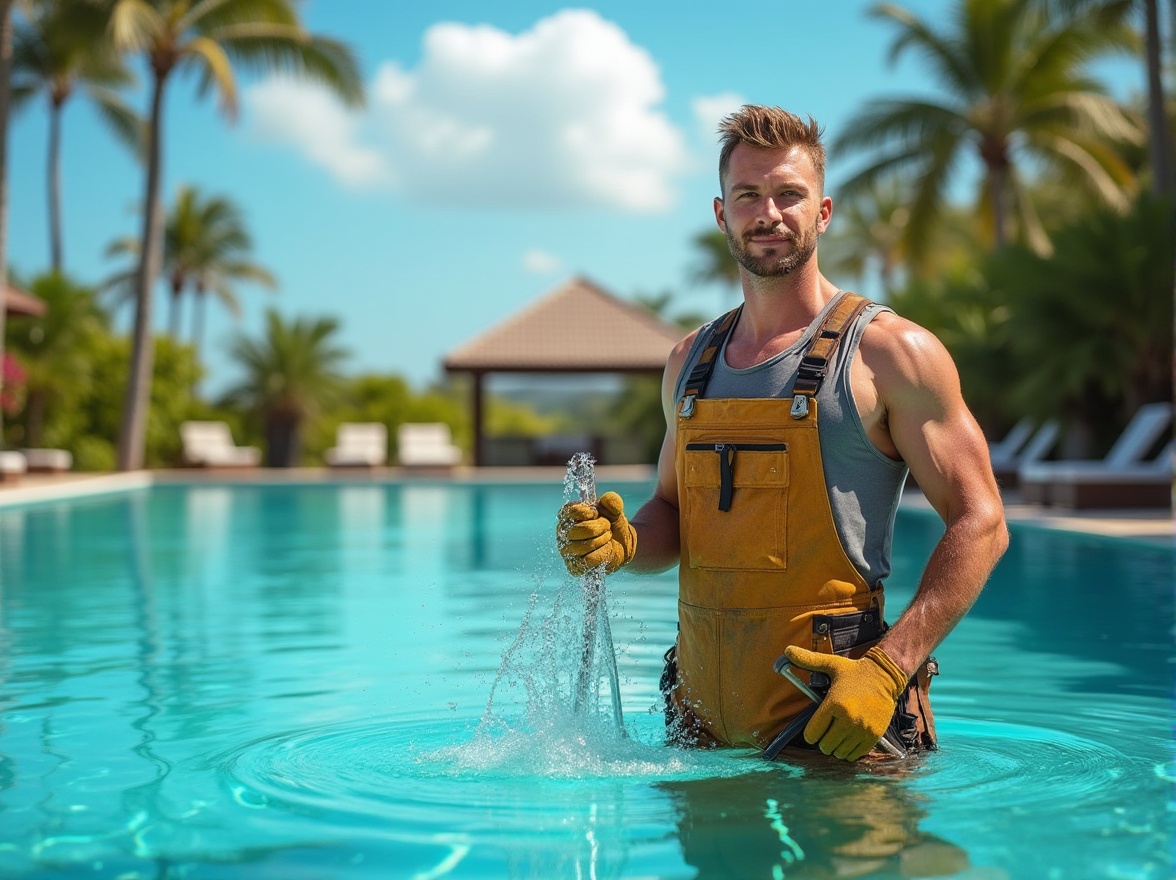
[
  {"x1": 871, "y1": 318, "x2": 1010, "y2": 677},
  {"x1": 784, "y1": 316, "x2": 1008, "y2": 760}
]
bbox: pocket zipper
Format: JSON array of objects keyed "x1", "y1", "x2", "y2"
[{"x1": 684, "y1": 442, "x2": 788, "y2": 512}]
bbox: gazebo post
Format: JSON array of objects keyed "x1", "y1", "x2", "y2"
[{"x1": 472, "y1": 370, "x2": 485, "y2": 468}]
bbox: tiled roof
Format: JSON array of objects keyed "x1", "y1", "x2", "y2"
[
  {"x1": 3, "y1": 285, "x2": 46, "y2": 317},
  {"x1": 444, "y1": 276, "x2": 687, "y2": 373}
]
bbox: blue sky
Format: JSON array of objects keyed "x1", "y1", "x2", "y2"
[{"x1": 7, "y1": 1, "x2": 1147, "y2": 395}]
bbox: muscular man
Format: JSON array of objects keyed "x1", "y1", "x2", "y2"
[{"x1": 558, "y1": 105, "x2": 1008, "y2": 761}]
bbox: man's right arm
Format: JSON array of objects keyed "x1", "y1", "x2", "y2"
[{"x1": 626, "y1": 332, "x2": 695, "y2": 574}]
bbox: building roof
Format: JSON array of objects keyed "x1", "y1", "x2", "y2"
[
  {"x1": 4, "y1": 284, "x2": 46, "y2": 318},
  {"x1": 444, "y1": 276, "x2": 686, "y2": 374}
]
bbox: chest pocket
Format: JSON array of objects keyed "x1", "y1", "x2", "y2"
[{"x1": 683, "y1": 442, "x2": 789, "y2": 571}]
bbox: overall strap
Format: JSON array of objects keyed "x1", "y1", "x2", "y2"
[
  {"x1": 678, "y1": 306, "x2": 741, "y2": 418},
  {"x1": 790, "y1": 291, "x2": 873, "y2": 419}
]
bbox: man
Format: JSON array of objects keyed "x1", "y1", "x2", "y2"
[{"x1": 557, "y1": 105, "x2": 1008, "y2": 762}]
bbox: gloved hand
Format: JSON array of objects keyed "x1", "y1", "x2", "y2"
[
  {"x1": 556, "y1": 491, "x2": 637, "y2": 575},
  {"x1": 783, "y1": 644, "x2": 908, "y2": 761}
]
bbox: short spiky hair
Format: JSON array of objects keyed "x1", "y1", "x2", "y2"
[{"x1": 717, "y1": 106, "x2": 826, "y2": 195}]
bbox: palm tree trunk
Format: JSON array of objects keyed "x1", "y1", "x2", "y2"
[
  {"x1": 117, "y1": 71, "x2": 168, "y2": 472},
  {"x1": 191, "y1": 288, "x2": 206, "y2": 356},
  {"x1": 191, "y1": 287, "x2": 206, "y2": 397},
  {"x1": 168, "y1": 280, "x2": 182, "y2": 338},
  {"x1": 0, "y1": 0, "x2": 13, "y2": 449},
  {"x1": 1144, "y1": 0, "x2": 1173, "y2": 197},
  {"x1": 988, "y1": 166, "x2": 1008, "y2": 250},
  {"x1": 48, "y1": 100, "x2": 64, "y2": 273}
]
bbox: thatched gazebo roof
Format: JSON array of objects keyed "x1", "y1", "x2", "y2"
[{"x1": 444, "y1": 276, "x2": 686, "y2": 465}]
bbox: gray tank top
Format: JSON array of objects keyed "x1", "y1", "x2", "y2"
[{"x1": 673, "y1": 296, "x2": 909, "y2": 586}]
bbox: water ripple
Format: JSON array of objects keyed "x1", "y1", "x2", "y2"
[
  {"x1": 915, "y1": 719, "x2": 1138, "y2": 811},
  {"x1": 212, "y1": 714, "x2": 776, "y2": 834}
]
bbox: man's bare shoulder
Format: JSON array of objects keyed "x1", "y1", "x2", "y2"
[
  {"x1": 669, "y1": 325, "x2": 704, "y2": 367},
  {"x1": 859, "y1": 310, "x2": 960, "y2": 396}
]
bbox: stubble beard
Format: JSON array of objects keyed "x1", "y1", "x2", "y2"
[{"x1": 726, "y1": 219, "x2": 820, "y2": 278}]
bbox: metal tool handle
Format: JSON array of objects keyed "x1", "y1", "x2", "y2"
[{"x1": 768, "y1": 658, "x2": 906, "y2": 760}]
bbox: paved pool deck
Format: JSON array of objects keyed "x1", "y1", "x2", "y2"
[{"x1": 0, "y1": 466, "x2": 1171, "y2": 546}]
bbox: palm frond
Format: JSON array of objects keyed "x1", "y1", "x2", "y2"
[
  {"x1": 185, "y1": 34, "x2": 239, "y2": 118},
  {"x1": 86, "y1": 84, "x2": 147, "y2": 160},
  {"x1": 108, "y1": 0, "x2": 165, "y2": 53},
  {"x1": 181, "y1": 0, "x2": 299, "y2": 32},
  {"x1": 870, "y1": 2, "x2": 976, "y2": 94},
  {"x1": 1032, "y1": 132, "x2": 1132, "y2": 209},
  {"x1": 834, "y1": 99, "x2": 968, "y2": 155},
  {"x1": 211, "y1": 25, "x2": 364, "y2": 106}
]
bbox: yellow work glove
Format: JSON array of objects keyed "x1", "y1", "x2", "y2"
[
  {"x1": 556, "y1": 491, "x2": 637, "y2": 575},
  {"x1": 783, "y1": 644, "x2": 908, "y2": 762}
]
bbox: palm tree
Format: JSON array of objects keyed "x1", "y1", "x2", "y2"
[
  {"x1": 223, "y1": 309, "x2": 349, "y2": 467},
  {"x1": 1045, "y1": 0, "x2": 1173, "y2": 197},
  {"x1": 106, "y1": 185, "x2": 277, "y2": 361},
  {"x1": 104, "y1": 0, "x2": 364, "y2": 472},
  {"x1": 823, "y1": 177, "x2": 915, "y2": 297},
  {"x1": 825, "y1": 176, "x2": 984, "y2": 296},
  {"x1": 11, "y1": 0, "x2": 141, "y2": 273},
  {"x1": 835, "y1": 0, "x2": 1143, "y2": 259},
  {"x1": 0, "y1": 0, "x2": 20, "y2": 449}
]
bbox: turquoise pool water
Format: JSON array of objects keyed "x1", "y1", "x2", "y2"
[{"x1": 0, "y1": 480, "x2": 1171, "y2": 879}]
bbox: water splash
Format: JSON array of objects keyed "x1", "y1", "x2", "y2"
[{"x1": 428, "y1": 453, "x2": 640, "y2": 775}]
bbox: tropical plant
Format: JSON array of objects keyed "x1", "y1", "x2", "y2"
[
  {"x1": 11, "y1": 0, "x2": 141, "y2": 273},
  {"x1": 106, "y1": 184, "x2": 277, "y2": 359},
  {"x1": 3, "y1": 271, "x2": 109, "y2": 447},
  {"x1": 222, "y1": 309, "x2": 350, "y2": 467},
  {"x1": 996, "y1": 190, "x2": 1174, "y2": 454},
  {"x1": 824, "y1": 176, "x2": 983, "y2": 297},
  {"x1": 1, "y1": 351, "x2": 24, "y2": 417},
  {"x1": 835, "y1": 0, "x2": 1143, "y2": 260},
  {"x1": 77, "y1": 331, "x2": 204, "y2": 469},
  {"x1": 895, "y1": 190, "x2": 1174, "y2": 452},
  {"x1": 102, "y1": 0, "x2": 364, "y2": 472},
  {"x1": 689, "y1": 229, "x2": 741, "y2": 302}
]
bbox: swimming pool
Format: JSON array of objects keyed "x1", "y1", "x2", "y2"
[{"x1": 0, "y1": 480, "x2": 1170, "y2": 879}]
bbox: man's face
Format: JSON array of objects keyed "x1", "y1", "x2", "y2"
[{"x1": 715, "y1": 144, "x2": 831, "y2": 278}]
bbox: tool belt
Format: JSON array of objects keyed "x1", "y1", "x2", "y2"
[{"x1": 659, "y1": 611, "x2": 938, "y2": 757}]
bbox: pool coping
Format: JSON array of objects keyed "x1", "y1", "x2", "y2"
[{"x1": 0, "y1": 467, "x2": 1171, "y2": 546}]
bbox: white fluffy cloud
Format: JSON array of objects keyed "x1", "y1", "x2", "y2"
[{"x1": 245, "y1": 10, "x2": 689, "y2": 211}]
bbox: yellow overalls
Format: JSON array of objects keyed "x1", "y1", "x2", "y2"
[{"x1": 667, "y1": 293, "x2": 904, "y2": 750}]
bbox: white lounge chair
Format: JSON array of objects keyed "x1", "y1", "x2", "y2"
[
  {"x1": 397, "y1": 423, "x2": 461, "y2": 468},
  {"x1": 22, "y1": 448, "x2": 73, "y2": 473},
  {"x1": 990, "y1": 419, "x2": 1059, "y2": 488},
  {"x1": 1018, "y1": 402, "x2": 1173, "y2": 508},
  {"x1": 988, "y1": 417, "x2": 1035, "y2": 463},
  {"x1": 0, "y1": 450, "x2": 27, "y2": 483},
  {"x1": 325, "y1": 422, "x2": 387, "y2": 467},
  {"x1": 179, "y1": 421, "x2": 262, "y2": 468}
]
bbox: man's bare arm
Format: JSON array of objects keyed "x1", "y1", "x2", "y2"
[
  {"x1": 867, "y1": 317, "x2": 1009, "y2": 677},
  {"x1": 626, "y1": 332, "x2": 695, "y2": 574}
]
